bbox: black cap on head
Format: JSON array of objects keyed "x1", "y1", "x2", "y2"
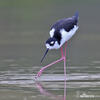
[{"x1": 46, "y1": 37, "x2": 56, "y2": 46}]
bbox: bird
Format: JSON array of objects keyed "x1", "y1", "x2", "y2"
[{"x1": 36, "y1": 12, "x2": 79, "y2": 78}]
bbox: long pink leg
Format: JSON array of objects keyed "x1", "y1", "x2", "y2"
[
  {"x1": 36, "y1": 47, "x2": 64, "y2": 77},
  {"x1": 61, "y1": 47, "x2": 64, "y2": 57},
  {"x1": 64, "y1": 42, "x2": 67, "y2": 76},
  {"x1": 36, "y1": 42, "x2": 67, "y2": 78},
  {"x1": 64, "y1": 42, "x2": 67, "y2": 100},
  {"x1": 64, "y1": 42, "x2": 67, "y2": 77}
]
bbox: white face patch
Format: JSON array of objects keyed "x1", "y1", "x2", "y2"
[
  {"x1": 46, "y1": 41, "x2": 60, "y2": 50},
  {"x1": 49, "y1": 28, "x2": 55, "y2": 37},
  {"x1": 46, "y1": 44, "x2": 50, "y2": 49}
]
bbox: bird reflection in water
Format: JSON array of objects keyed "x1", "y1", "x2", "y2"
[{"x1": 35, "y1": 79, "x2": 66, "y2": 100}]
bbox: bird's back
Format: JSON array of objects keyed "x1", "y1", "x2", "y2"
[{"x1": 51, "y1": 12, "x2": 78, "y2": 32}]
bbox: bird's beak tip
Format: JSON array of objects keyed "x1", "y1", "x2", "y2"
[{"x1": 41, "y1": 48, "x2": 49, "y2": 63}]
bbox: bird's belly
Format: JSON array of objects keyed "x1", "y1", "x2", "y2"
[{"x1": 60, "y1": 25, "x2": 78, "y2": 47}]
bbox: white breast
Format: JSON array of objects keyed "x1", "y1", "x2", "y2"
[{"x1": 60, "y1": 25, "x2": 79, "y2": 47}]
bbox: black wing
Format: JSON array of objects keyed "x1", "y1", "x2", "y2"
[{"x1": 51, "y1": 12, "x2": 79, "y2": 32}]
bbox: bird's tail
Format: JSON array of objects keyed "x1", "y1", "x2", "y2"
[{"x1": 74, "y1": 11, "x2": 79, "y2": 21}]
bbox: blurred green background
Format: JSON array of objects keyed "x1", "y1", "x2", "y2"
[
  {"x1": 0, "y1": 0, "x2": 100, "y2": 65},
  {"x1": 0, "y1": 0, "x2": 100, "y2": 67}
]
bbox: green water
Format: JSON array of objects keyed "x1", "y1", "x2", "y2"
[{"x1": 0, "y1": 0, "x2": 100, "y2": 100}]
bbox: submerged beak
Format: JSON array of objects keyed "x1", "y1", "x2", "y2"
[{"x1": 41, "y1": 48, "x2": 49, "y2": 63}]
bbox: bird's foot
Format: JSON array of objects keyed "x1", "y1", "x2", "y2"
[
  {"x1": 34, "y1": 71, "x2": 42, "y2": 81},
  {"x1": 37, "y1": 70, "x2": 43, "y2": 77},
  {"x1": 35, "y1": 70, "x2": 43, "y2": 79}
]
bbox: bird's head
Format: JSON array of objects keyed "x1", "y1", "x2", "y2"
[
  {"x1": 46, "y1": 37, "x2": 59, "y2": 50},
  {"x1": 41, "y1": 37, "x2": 59, "y2": 62}
]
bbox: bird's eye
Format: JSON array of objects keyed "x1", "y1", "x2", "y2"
[{"x1": 50, "y1": 41, "x2": 54, "y2": 44}]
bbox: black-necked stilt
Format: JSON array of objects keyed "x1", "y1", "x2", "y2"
[{"x1": 36, "y1": 12, "x2": 79, "y2": 78}]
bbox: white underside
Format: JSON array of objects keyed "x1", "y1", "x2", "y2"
[{"x1": 59, "y1": 25, "x2": 78, "y2": 48}]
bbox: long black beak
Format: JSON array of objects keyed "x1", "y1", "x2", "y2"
[{"x1": 41, "y1": 48, "x2": 49, "y2": 63}]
